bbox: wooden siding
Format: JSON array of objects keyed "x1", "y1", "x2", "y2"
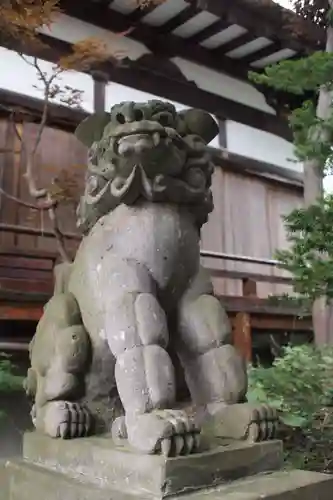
[
  {"x1": 0, "y1": 118, "x2": 86, "y2": 257},
  {"x1": 201, "y1": 169, "x2": 302, "y2": 298},
  {"x1": 0, "y1": 117, "x2": 302, "y2": 298}
]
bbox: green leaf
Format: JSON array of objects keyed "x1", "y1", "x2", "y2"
[{"x1": 280, "y1": 413, "x2": 308, "y2": 428}]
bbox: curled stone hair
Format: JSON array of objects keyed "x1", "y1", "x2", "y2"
[{"x1": 74, "y1": 100, "x2": 218, "y2": 234}]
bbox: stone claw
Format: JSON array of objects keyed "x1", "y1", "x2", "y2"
[
  {"x1": 36, "y1": 401, "x2": 92, "y2": 439},
  {"x1": 203, "y1": 402, "x2": 279, "y2": 443},
  {"x1": 161, "y1": 438, "x2": 172, "y2": 457},
  {"x1": 124, "y1": 409, "x2": 201, "y2": 456}
]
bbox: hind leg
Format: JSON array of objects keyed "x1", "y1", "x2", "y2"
[
  {"x1": 105, "y1": 258, "x2": 199, "y2": 455},
  {"x1": 177, "y1": 267, "x2": 278, "y2": 442},
  {"x1": 28, "y1": 291, "x2": 93, "y2": 439}
]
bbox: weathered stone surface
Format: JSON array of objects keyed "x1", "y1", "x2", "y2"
[
  {"x1": 188, "y1": 470, "x2": 333, "y2": 500},
  {"x1": 0, "y1": 461, "x2": 9, "y2": 500},
  {"x1": 4, "y1": 461, "x2": 333, "y2": 500},
  {"x1": 24, "y1": 99, "x2": 278, "y2": 457},
  {"x1": 23, "y1": 432, "x2": 283, "y2": 498},
  {"x1": 4, "y1": 460, "x2": 126, "y2": 500}
]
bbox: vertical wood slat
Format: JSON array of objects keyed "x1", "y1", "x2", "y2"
[
  {"x1": 218, "y1": 119, "x2": 227, "y2": 148},
  {"x1": 202, "y1": 169, "x2": 302, "y2": 299},
  {"x1": 0, "y1": 120, "x2": 20, "y2": 248},
  {"x1": 17, "y1": 122, "x2": 40, "y2": 250},
  {"x1": 93, "y1": 76, "x2": 106, "y2": 113},
  {"x1": 233, "y1": 312, "x2": 252, "y2": 362},
  {"x1": 242, "y1": 278, "x2": 257, "y2": 297},
  {"x1": 9, "y1": 122, "x2": 87, "y2": 254},
  {"x1": 0, "y1": 120, "x2": 8, "y2": 216},
  {"x1": 0, "y1": 113, "x2": 302, "y2": 300},
  {"x1": 13, "y1": 123, "x2": 26, "y2": 248}
]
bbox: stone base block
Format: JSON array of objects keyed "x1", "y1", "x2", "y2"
[
  {"x1": 4, "y1": 460, "x2": 110, "y2": 500},
  {"x1": 0, "y1": 461, "x2": 9, "y2": 500},
  {"x1": 4, "y1": 460, "x2": 333, "y2": 500},
  {"x1": 188, "y1": 470, "x2": 333, "y2": 500},
  {"x1": 22, "y1": 432, "x2": 283, "y2": 497},
  {"x1": 3, "y1": 432, "x2": 332, "y2": 500}
]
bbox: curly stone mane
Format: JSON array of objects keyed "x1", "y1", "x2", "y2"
[{"x1": 75, "y1": 100, "x2": 218, "y2": 234}]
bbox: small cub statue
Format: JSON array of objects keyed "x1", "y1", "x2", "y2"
[{"x1": 24, "y1": 100, "x2": 277, "y2": 457}]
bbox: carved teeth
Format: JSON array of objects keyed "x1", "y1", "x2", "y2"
[
  {"x1": 111, "y1": 138, "x2": 119, "y2": 156},
  {"x1": 118, "y1": 141, "x2": 132, "y2": 156},
  {"x1": 153, "y1": 132, "x2": 160, "y2": 146}
]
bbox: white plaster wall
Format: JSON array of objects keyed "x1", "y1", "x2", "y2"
[
  {"x1": 171, "y1": 57, "x2": 276, "y2": 115},
  {"x1": 0, "y1": 46, "x2": 296, "y2": 171},
  {"x1": 226, "y1": 120, "x2": 301, "y2": 172},
  {"x1": 0, "y1": 47, "x2": 94, "y2": 112},
  {"x1": 40, "y1": 13, "x2": 276, "y2": 116},
  {"x1": 39, "y1": 13, "x2": 150, "y2": 61},
  {"x1": 106, "y1": 82, "x2": 221, "y2": 147},
  {"x1": 106, "y1": 82, "x2": 188, "y2": 113}
]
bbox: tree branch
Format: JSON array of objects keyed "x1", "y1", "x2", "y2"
[
  {"x1": 0, "y1": 186, "x2": 56, "y2": 210},
  {"x1": 46, "y1": 197, "x2": 71, "y2": 263},
  {"x1": 8, "y1": 113, "x2": 47, "y2": 199},
  {"x1": 1, "y1": 60, "x2": 71, "y2": 263}
]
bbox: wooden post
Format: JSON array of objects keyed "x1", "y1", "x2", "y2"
[
  {"x1": 233, "y1": 312, "x2": 252, "y2": 362},
  {"x1": 304, "y1": 9, "x2": 333, "y2": 345},
  {"x1": 92, "y1": 71, "x2": 107, "y2": 114},
  {"x1": 12, "y1": 123, "x2": 23, "y2": 247},
  {"x1": 242, "y1": 278, "x2": 257, "y2": 297},
  {"x1": 218, "y1": 118, "x2": 227, "y2": 148}
]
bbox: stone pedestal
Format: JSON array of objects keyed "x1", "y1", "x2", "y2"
[{"x1": 2, "y1": 432, "x2": 333, "y2": 500}]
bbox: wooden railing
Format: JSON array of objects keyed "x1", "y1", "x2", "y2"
[
  {"x1": 0, "y1": 247, "x2": 57, "y2": 323},
  {"x1": 203, "y1": 250, "x2": 312, "y2": 361},
  {"x1": 0, "y1": 226, "x2": 313, "y2": 360}
]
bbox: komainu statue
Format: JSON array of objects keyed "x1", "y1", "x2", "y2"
[{"x1": 24, "y1": 100, "x2": 278, "y2": 457}]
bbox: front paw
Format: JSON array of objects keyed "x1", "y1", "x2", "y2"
[
  {"x1": 203, "y1": 403, "x2": 278, "y2": 443},
  {"x1": 124, "y1": 409, "x2": 201, "y2": 456},
  {"x1": 35, "y1": 401, "x2": 93, "y2": 439}
]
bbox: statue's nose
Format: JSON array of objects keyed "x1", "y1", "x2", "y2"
[{"x1": 116, "y1": 105, "x2": 145, "y2": 124}]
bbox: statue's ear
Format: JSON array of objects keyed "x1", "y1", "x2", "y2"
[
  {"x1": 75, "y1": 112, "x2": 110, "y2": 147},
  {"x1": 179, "y1": 109, "x2": 219, "y2": 144}
]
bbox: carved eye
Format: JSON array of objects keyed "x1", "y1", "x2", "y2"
[
  {"x1": 154, "y1": 112, "x2": 174, "y2": 127},
  {"x1": 134, "y1": 109, "x2": 144, "y2": 121},
  {"x1": 185, "y1": 168, "x2": 205, "y2": 189},
  {"x1": 116, "y1": 113, "x2": 126, "y2": 124}
]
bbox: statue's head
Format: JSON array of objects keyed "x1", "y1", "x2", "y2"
[{"x1": 75, "y1": 100, "x2": 218, "y2": 233}]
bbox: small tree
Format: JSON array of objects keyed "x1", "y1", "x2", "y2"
[
  {"x1": 248, "y1": 344, "x2": 333, "y2": 472},
  {"x1": 250, "y1": 0, "x2": 333, "y2": 344}
]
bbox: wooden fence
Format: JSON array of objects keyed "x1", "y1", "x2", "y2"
[
  {"x1": 0, "y1": 240, "x2": 312, "y2": 362},
  {"x1": 0, "y1": 114, "x2": 303, "y2": 296},
  {"x1": 0, "y1": 90, "x2": 311, "y2": 361}
]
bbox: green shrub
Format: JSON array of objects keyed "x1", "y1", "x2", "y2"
[
  {"x1": 0, "y1": 353, "x2": 24, "y2": 419},
  {"x1": 248, "y1": 344, "x2": 333, "y2": 472}
]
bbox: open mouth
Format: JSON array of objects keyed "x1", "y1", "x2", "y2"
[{"x1": 115, "y1": 131, "x2": 168, "y2": 157}]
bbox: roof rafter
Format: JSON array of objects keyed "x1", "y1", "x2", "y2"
[
  {"x1": 125, "y1": 3, "x2": 159, "y2": 23},
  {"x1": 241, "y1": 42, "x2": 286, "y2": 65},
  {"x1": 59, "y1": 0, "x2": 251, "y2": 81},
  {"x1": 196, "y1": 0, "x2": 324, "y2": 51},
  {"x1": 0, "y1": 31, "x2": 291, "y2": 141},
  {"x1": 184, "y1": 19, "x2": 229, "y2": 44},
  {"x1": 57, "y1": 0, "x2": 320, "y2": 87},
  {"x1": 215, "y1": 32, "x2": 255, "y2": 54},
  {"x1": 153, "y1": 3, "x2": 200, "y2": 34}
]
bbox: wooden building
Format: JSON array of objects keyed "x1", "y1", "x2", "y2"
[{"x1": 0, "y1": 0, "x2": 321, "y2": 361}]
